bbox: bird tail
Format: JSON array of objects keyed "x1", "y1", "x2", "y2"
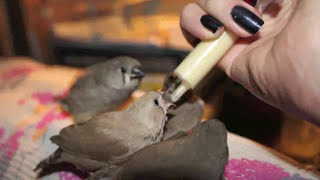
[{"x1": 34, "y1": 149, "x2": 62, "y2": 171}]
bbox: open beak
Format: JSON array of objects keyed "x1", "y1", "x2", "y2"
[
  {"x1": 164, "y1": 101, "x2": 174, "y2": 110},
  {"x1": 158, "y1": 91, "x2": 175, "y2": 110},
  {"x1": 130, "y1": 68, "x2": 145, "y2": 79}
]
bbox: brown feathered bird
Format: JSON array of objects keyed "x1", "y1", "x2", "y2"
[
  {"x1": 61, "y1": 56, "x2": 144, "y2": 123},
  {"x1": 163, "y1": 95, "x2": 204, "y2": 140},
  {"x1": 162, "y1": 74, "x2": 205, "y2": 140},
  {"x1": 88, "y1": 119, "x2": 229, "y2": 180},
  {"x1": 35, "y1": 91, "x2": 172, "y2": 177}
]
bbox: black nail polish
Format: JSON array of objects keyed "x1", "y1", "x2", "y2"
[
  {"x1": 243, "y1": 0, "x2": 258, "y2": 7},
  {"x1": 231, "y1": 6, "x2": 264, "y2": 35},
  {"x1": 200, "y1": 15, "x2": 223, "y2": 33}
]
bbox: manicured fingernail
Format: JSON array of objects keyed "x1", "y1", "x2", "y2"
[
  {"x1": 231, "y1": 6, "x2": 264, "y2": 35},
  {"x1": 243, "y1": 0, "x2": 258, "y2": 7},
  {"x1": 200, "y1": 15, "x2": 223, "y2": 33}
]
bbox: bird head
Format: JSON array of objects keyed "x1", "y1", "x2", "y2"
[
  {"x1": 127, "y1": 91, "x2": 174, "y2": 127},
  {"x1": 101, "y1": 56, "x2": 144, "y2": 90}
]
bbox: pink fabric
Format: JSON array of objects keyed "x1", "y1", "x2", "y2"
[
  {"x1": 17, "y1": 98, "x2": 26, "y2": 105},
  {"x1": 0, "y1": 127, "x2": 5, "y2": 139},
  {"x1": 1, "y1": 66, "x2": 34, "y2": 82},
  {"x1": 0, "y1": 130, "x2": 24, "y2": 158},
  {"x1": 58, "y1": 172, "x2": 81, "y2": 180},
  {"x1": 36, "y1": 107, "x2": 70, "y2": 130},
  {"x1": 225, "y1": 158, "x2": 291, "y2": 180},
  {"x1": 32, "y1": 92, "x2": 56, "y2": 105}
]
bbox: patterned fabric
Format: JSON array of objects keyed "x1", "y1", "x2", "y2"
[
  {"x1": 0, "y1": 57, "x2": 319, "y2": 180},
  {"x1": 0, "y1": 57, "x2": 81, "y2": 180}
]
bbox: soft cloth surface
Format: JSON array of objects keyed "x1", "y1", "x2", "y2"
[{"x1": 0, "y1": 57, "x2": 319, "y2": 180}]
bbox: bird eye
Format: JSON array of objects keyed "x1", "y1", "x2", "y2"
[
  {"x1": 121, "y1": 67, "x2": 127, "y2": 73},
  {"x1": 153, "y1": 99, "x2": 159, "y2": 106}
]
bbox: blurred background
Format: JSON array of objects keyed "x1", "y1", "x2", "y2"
[{"x1": 0, "y1": 0, "x2": 319, "y2": 171}]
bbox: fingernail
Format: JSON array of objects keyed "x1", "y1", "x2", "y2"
[
  {"x1": 231, "y1": 6, "x2": 264, "y2": 35},
  {"x1": 243, "y1": 0, "x2": 258, "y2": 7},
  {"x1": 200, "y1": 15, "x2": 223, "y2": 33}
]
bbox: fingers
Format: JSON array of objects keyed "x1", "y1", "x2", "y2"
[
  {"x1": 180, "y1": 3, "x2": 225, "y2": 45},
  {"x1": 198, "y1": 0, "x2": 264, "y2": 37},
  {"x1": 180, "y1": 0, "x2": 265, "y2": 46}
]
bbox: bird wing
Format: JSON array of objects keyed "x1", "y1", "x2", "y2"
[{"x1": 51, "y1": 112, "x2": 130, "y2": 163}]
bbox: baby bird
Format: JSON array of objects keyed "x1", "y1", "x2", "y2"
[
  {"x1": 61, "y1": 56, "x2": 144, "y2": 123},
  {"x1": 162, "y1": 74, "x2": 205, "y2": 140},
  {"x1": 163, "y1": 95, "x2": 204, "y2": 140},
  {"x1": 35, "y1": 91, "x2": 171, "y2": 177},
  {"x1": 91, "y1": 119, "x2": 229, "y2": 180}
]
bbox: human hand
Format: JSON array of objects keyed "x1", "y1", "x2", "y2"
[{"x1": 180, "y1": 0, "x2": 320, "y2": 124}]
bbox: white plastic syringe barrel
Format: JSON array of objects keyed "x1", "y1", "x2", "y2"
[{"x1": 171, "y1": 31, "x2": 238, "y2": 102}]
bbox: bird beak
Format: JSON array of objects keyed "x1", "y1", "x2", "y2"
[
  {"x1": 160, "y1": 100, "x2": 174, "y2": 117},
  {"x1": 159, "y1": 90, "x2": 175, "y2": 110},
  {"x1": 164, "y1": 101, "x2": 175, "y2": 110},
  {"x1": 130, "y1": 68, "x2": 145, "y2": 79}
]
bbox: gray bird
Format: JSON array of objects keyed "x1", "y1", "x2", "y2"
[
  {"x1": 61, "y1": 56, "x2": 144, "y2": 123},
  {"x1": 162, "y1": 74, "x2": 205, "y2": 140},
  {"x1": 35, "y1": 91, "x2": 172, "y2": 177},
  {"x1": 89, "y1": 119, "x2": 228, "y2": 180},
  {"x1": 163, "y1": 95, "x2": 205, "y2": 140}
]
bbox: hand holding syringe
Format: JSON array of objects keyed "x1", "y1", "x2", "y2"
[{"x1": 165, "y1": 0, "x2": 264, "y2": 102}]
